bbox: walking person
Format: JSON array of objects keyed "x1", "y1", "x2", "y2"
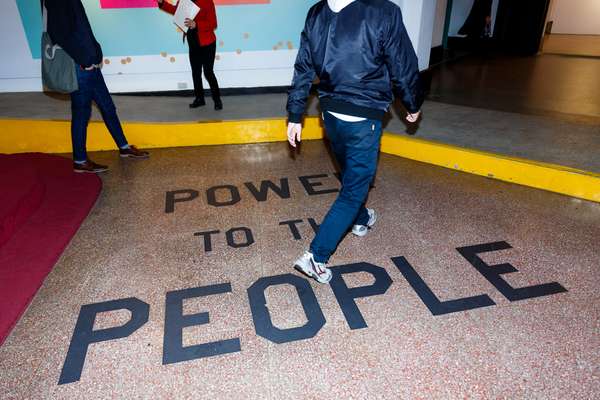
[
  {"x1": 44, "y1": 0, "x2": 149, "y2": 173},
  {"x1": 158, "y1": 0, "x2": 223, "y2": 110},
  {"x1": 287, "y1": 0, "x2": 423, "y2": 283}
]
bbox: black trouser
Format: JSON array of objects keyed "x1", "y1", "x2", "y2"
[{"x1": 187, "y1": 31, "x2": 221, "y2": 103}]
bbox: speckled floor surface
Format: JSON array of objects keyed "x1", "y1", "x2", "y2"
[{"x1": 1, "y1": 142, "x2": 599, "y2": 399}]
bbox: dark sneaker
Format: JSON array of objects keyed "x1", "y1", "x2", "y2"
[
  {"x1": 119, "y1": 145, "x2": 149, "y2": 159},
  {"x1": 73, "y1": 160, "x2": 108, "y2": 174},
  {"x1": 189, "y1": 98, "x2": 206, "y2": 108},
  {"x1": 214, "y1": 100, "x2": 223, "y2": 111}
]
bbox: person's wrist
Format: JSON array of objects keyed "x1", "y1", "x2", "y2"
[{"x1": 288, "y1": 113, "x2": 302, "y2": 124}]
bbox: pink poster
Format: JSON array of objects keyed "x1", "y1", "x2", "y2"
[
  {"x1": 215, "y1": 0, "x2": 270, "y2": 3},
  {"x1": 100, "y1": 0, "x2": 269, "y2": 8},
  {"x1": 100, "y1": 0, "x2": 156, "y2": 8}
]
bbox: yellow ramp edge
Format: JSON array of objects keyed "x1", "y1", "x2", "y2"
[
  {"x1": 0, "y1": 117, "x2": 323, "y2": 153},
  {"x1": 380, "y1": 133, "x2": 600, "y2": 203},
  {"x1": 1, "y1": 117, "x2": 598, "y2": 203}
]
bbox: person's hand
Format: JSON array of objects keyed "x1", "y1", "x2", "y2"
[
  {"x1": 157, "y1": 0, "x2": 163, "y2": 4},
  {"x1": 184, "y1": 18, "x2": 196, "y2": 29},
  {"x1": 406, "y1": 110, "x2": 421, "y2": 123},
  {"x1": 287, "y1": 122, "x2": 302, "y2": 147}
]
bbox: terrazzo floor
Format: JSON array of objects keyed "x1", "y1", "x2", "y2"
[{"x1": 1, "y1": 141, "x2": 599, "y2": 399}]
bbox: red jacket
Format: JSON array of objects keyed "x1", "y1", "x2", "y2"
[{"x1": 159, "y1": 0, "x2": 217, "y2": 46}]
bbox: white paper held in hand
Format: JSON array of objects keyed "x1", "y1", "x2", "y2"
[{"x1": 174, "y1": 0, "x2": 200, "y2": 33}]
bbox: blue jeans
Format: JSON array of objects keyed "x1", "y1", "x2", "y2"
[
  {"x1": 310, "y1": 113, "x2": 383, "y2": 263},
  {"x1": 70, "y1": 68, "x2": 128, "y2": 162}
]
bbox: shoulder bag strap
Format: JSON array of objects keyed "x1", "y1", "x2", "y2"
[{"x1": 42, "y1": 0, "x2": 48, "y2": 34}]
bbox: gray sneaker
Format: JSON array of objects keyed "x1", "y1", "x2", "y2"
[
  {"x1": 293, "y1": 251, "x2": 332, "y2": 284},
  {"x1": 351, "y1": 208, "x2": 377, "y2": 237}
]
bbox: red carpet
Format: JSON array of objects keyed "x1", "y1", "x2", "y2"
[{"x1": 0, "y1": 153, "x2": 101, "y2": 345}]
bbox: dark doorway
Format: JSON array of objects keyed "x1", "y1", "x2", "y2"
[{"x1": 494, "y1": 0, "x2": 551, "y2": 55}]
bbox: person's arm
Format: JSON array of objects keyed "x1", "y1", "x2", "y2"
[
  {"x1": 157, "y1": 0, "x2": 177, "y2": 16},
  {"x1": 383, "y1": 6, "x2": 424, "y2": 122},
  {"x1": 286, "y1": 14, "x2": 316, "y2": 146}
]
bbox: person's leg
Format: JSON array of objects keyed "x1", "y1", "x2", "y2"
[
  {"x1": 187, "y1": 31, "x2": 205, "y2": 103},
  {"x1": 324, "y1": 116, "x2": 372, "y2": 228},
  {"x1": 70, "y1": 68, "x2": 94, "y2": 163},
  {"x1": 323, "y1": 113, "x2": 369, "y2": 225},
  {"x1": 90, "y1": 69, "x2": 129, "y2": 149},
  {"x1": 353, "y1": 202, "x2": 371, "y2": 226},
  {"x1": 309, "y1": 114, "x2": 382, "y2": 263},
  {"x1": 200, "y1": 41, "x2": 222, "y2": 108}
]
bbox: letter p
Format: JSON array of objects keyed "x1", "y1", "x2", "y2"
[{"x1": 58, "y1": 298, "x2": 149, "y2": 385}]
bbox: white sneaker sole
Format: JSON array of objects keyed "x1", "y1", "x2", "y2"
[
  {"x1": 352, "y1": 209, "x2": 377, "y2": 237},
  {"x1": 294, "y1": 263, "x2": 332, "y2": 284}
]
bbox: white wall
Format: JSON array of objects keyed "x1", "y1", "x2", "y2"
[
  {"x1": 1, "y1": 0, "x2": 440, "y2": 93},
  {"x1": 0, "y1": 1, "x2": 42, "y2": 92},
  {"x1": 432, "y1": 0, "x2": 448, "y2": 47},
  {"x1": 418, "y1": 0, "x2": 438, "y2": 68},
  {"x1": 549, "y1": 0, "x2": 600, "y2": 35},
  {"x1": 0, "y1": 0, "x2": 305, "y2": 93},
  {"x1": 448, "y1": 0, "x2": 499, "y2": 37},
  {"x1": 392, "y1": 0, "x2": 438, "y2": 70}
]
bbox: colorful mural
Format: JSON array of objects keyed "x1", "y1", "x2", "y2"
[
  {"x1": 16, "y1": 0, "x2": 308, "y2": 59},
  {"x1": 99, "y1": 0, "x2": 157, "y2": 8},
  {"x1": 99, "y1": 0, "x2": 270, "y2": 8}
]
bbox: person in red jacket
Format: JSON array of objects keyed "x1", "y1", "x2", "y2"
[{"x1": 158, "y1": 0, "x2": 223, "y2": 110}]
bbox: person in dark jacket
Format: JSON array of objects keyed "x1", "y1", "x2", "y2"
[
  {"x1": 287, "y1": 0, "x2": 423, "y2": 284},
  {"x1": 158, "y1": 0, "x2": 223, "y2": 110},
  {"x1": 44, "y1": 0, "x2": 149, "y2": 173}
]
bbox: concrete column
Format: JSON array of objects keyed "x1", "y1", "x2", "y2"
[{"x1": 391, "y1": 0, "x2": 438, "y2": 70}]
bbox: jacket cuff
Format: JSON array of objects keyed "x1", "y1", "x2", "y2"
[
  {"x1": 405, "y1": 105, "x2": 420, "y2": 114},
  {"x1": 288, "y1": 113, "x2": 303, "y2": 124}
]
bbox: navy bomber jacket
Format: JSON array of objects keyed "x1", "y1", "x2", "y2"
[
  {"x1": 287, "y1": 0, "x2": 424, "y2": 123},
  {"x1": 44, "y1": 0, "x2": 103, "y2": 68}
]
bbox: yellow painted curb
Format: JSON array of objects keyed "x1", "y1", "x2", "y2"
[
  {"x1": 0, "y1": 117, "x2": 324, "y2": 154},
  {"x1": 380, "y1": 134, "x2": 600, "y2": 203},
  {"x1": 1, "y1": 117, "x2": 598, "y2": 203}
]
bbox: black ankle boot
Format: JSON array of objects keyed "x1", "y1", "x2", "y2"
[
  {"x1": 189, "y1": 98, "x2": 206, "y2": 108},
  {"x1": 214, "y1": 99, "x2": 223, "y2": 111}
]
